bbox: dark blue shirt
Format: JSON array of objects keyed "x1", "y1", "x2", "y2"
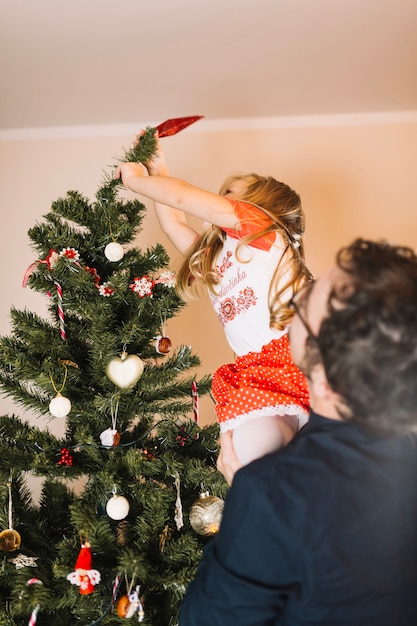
[{"x1": 180, "y1": 412, "x2": 417, "y2": 625}]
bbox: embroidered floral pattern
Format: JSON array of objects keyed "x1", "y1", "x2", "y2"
[
  {"x1": 215, "y1": 251, "x2": 233, "y2": 278},
  {"x1": 236, "y1": 287, "x2": 257, "y2": 312},
  {"x1": 217, "y1": 287, "x2": 257, "y2": 325},
  {"x1": 218, "y1": 297, "x2": 236, "y2": 324}
]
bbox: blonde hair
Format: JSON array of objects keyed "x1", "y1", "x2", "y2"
[{"x1": 176, "y1": 173, "x2": 313, "y2": 330}]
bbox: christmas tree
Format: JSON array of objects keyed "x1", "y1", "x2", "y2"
[{"x1": 0, "y1": 127, "x2": 227, "y2": 625}]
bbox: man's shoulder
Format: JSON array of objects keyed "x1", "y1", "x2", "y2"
[{"x1": 233, "y1": 413, "x2": 366, "y2": 493}]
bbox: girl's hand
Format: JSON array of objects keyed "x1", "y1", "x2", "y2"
[
  {"x1": 136, "y1": 131, "x2": 169, "y2": 177},
  {"x1": 115, "y1": 162, "x2": 146, "y2": 188}
]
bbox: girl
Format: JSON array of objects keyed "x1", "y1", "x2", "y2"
[{"x1": 116, "y1": 135, "x2": 311, "y2": 472}]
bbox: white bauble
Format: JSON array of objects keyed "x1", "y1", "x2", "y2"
[
  {"x1": 106, "y1": 353, "x2": 144, "y2": 389},
  {"x1": 49, "y1": 394, "x2": 71, "y2": 418},
  {"x1": 106, "y1": 494, "x2": 130, "y2": 520},
  {"x1": 104, "y1": 242, "x2": 124, "y2": 262}
]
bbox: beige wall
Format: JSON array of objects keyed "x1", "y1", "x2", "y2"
[{"x1": 1, "y1": 116, "x2": 417, "y2": 430}]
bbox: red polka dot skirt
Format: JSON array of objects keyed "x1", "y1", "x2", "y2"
[{"x1": 212, "y1": 335, "x2": 310, "y2": 432}]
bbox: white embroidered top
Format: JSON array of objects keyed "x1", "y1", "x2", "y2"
[{"x1": 209, "y1": 200, "x2": 291, "y2": 356}]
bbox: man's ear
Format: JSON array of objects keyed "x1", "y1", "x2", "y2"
[{"x1": 309, "y1": 364, "x2": 337, "y2": 401}]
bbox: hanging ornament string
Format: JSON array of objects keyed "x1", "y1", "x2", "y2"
[
  {"x1": 104, "y1": 218, "x2": 124, "y2": 262},
  {"x1": 49, "y1": 359, "x2": 78, "y2": 419},
  {"x1": 54, "y1": 281, "x2": 66, "y2": 340},
  {"x1": 125, "y1": 572, "x2": 135, "y2": 597},
  {"x1": 111, "y1": 396, "x2": 119, "y2": 432},
  {"x1": 155, "y1": 311, "x2": 172, "y2": 355},
  {"x1": 49, "y1": 361, "x2": 68, "y2": 396},
  {"x1": 7, "y1": 477, "x2": 14, "y2": 531},
  {"x1": 161, "y1": 312, "x2": 167, "y2": 338},
  {"x1": 100, "y1": 396, "x2": 121, "y2": 447}
]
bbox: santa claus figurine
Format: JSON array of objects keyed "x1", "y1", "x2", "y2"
[{"x1": 67, "y1": 542, "x2": 101, "y2": 594}]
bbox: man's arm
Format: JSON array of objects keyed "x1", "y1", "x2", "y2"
[{"x1": 180, "y1": 465, "x2": 298, "y2": 625}]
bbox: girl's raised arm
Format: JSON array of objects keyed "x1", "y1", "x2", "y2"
[{"x1": 115, "y1": 163, "x2": 239, "y2": 255}]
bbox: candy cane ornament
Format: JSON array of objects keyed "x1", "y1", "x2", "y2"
[
  {"x1": 110, "y1": 574, "x2": 121, "y2": 612},
  {"x1": 191, "y1": 380, "x2": 199, "y2": 439},
  {"x1": 27, "y1": 577, "x2": 43, "y2": 626},
  {"x1": 191, "y1": 380, "x2": 199, "y2": 424},
  {"x1": 54, "y1": 281, "x2": 66, "y2": 340},
  {"x1": 28, "y1": 604, "x2": 40, "y2": 626}
]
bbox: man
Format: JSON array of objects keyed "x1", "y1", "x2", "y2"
[{"x1": 180, "y1": 239, "x2": 417, "y2": 625}]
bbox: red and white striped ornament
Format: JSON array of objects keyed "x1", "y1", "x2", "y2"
[
  {"x1": 54, "y1": 281, "x2": 66, "y2": 340},
  {"x1": 191, "y1": 380, "x2": 199, "y2": 439},
  {"x1": 27, "y1": 577, "x2": 43, "y2": 626},
  {"x1": 28, "y1": 604, "x2": 40, "y2": 626}
]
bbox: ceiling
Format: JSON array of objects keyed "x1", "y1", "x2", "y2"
[{"x1": 1, "y1": 0, "x2": 417, "y2": 132}]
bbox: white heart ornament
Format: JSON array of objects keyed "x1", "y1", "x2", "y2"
[{"x1": 106, "y1": 353, "x2": 144, "y2": 388}]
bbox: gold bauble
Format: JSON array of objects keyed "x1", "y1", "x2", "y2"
[
  {"x1": 189, "y1": 491, "x2": 224, "y2": 536},
  {"x1": 0, "y1": 528, "x2": 21, "y2": 552}
]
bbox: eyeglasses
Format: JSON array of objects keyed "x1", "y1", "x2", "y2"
[{"x1": 288, "y1": 282, "x2": 318, "y2": 342}]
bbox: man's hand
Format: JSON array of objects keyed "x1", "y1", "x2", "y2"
[{"x1": 217, "y1": 431, "x2": 242, "y2": 486}]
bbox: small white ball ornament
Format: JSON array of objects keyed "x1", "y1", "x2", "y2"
[
  {"x1": 105, "y1": 242, "x2": 124, "y2": 262},
  {"x1": 49, "y1": 393, "x2": 72, "y2": 418},
  {"x1": 106, "y1": 494, "x2": 130, "y2": 520}
]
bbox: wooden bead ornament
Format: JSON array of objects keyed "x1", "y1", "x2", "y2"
[{"x1": 155, "y1": 335, "x2": 172, "y2": 355}]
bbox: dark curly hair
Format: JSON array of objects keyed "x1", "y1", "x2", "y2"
[{"x1": 317, "y1": 239, "x2": 417, "y2": 434}]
